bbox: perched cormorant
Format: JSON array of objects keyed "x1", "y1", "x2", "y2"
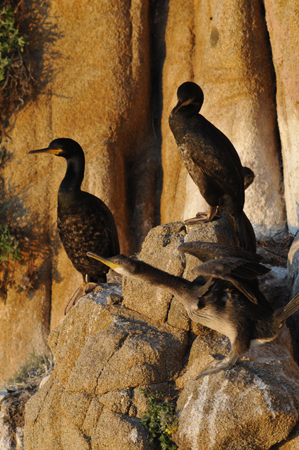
[
  {"x1": 29, "y1": 138, "x2": 120, "y2": 309},
  {"x1": 169, "y1": 81, "x2": 256, "y2": 252},
  {"x1": 87, "y1": 252, "x2": 299, "y2": 377}
]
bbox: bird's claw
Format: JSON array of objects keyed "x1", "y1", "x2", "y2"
[{"x1": 194, "y1": 352, "x2": 239, "y2": 379}]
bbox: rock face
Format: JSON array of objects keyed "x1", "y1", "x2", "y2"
[
  {"x1": 24, "y1": 221, "x2": 299, "y2": 449},
  {"x1": 1, "y1": 0, "x2": 298, "y2": 393},
  {"x1": 175, "y1": 326, "x2": 299, "y2": 450},
  {"x1": 24, "y1": 289, "x2": 188, "y2": 450},
  {"x1": 263, "y1": 0, "x2": 299, "y2": 234}
]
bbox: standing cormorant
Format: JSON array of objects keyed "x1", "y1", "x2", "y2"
[
  {"x1": 86, "y1": 252, "x2": 299, "y2": 377},
  {"x1": 29, "y1": 138, "x2": 120, "y2": 310},
  {"x1": 169, "y1": 81, "x2": 256, "y2": 252}
]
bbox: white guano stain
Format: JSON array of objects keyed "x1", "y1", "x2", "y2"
[
  {"x1": 182, "y1": 393, "x2": 193, "y2": 412},
  {"x1": 239, "y1": 384, "x2": 264, "y2": 416},
  {"x1": 208, "y1": 379, "x2": 229, "y2": 448},
  {"x1": 253, "y1": 375, "x2": 276, "y2": 418},
  {"x1": 128, "y1": 427, "x2": 138, "y2": 443},
  {"x1": 179, "y1": 377, "x2": 210, "y2": 450}
]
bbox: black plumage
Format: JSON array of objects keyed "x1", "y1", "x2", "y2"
[
  {"x1": 87, "y1": 251, "x2": 299, "y2": 377},
  {"x1": 178, "y1": 241, "x2": 272, "y2": 312},
  {"x1": 169, "y1": 81, "x2": 256, "y2": 252},
  {"x1": 243, "y1": 166, "x2": 255, "y2": 190},
  {"x1": 29, "y1": 138, "x2": 120, "y2": 283},
  {"x1": 178, "y1": 241, "x2": 262, "y2": 263}
]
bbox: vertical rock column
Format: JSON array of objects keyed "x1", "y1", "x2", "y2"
[{"x1": 263, "y1": 0, "x2": 299, "y2": 234}]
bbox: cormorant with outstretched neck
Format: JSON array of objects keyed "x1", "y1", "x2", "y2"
[
  {"x1": 169, "y1": 82, "x2": 256, "y2": 252},
  {"x1": 29, "y1": 138, "x2": 120, "y2": 311},
  {"x1": 87, "y1": 251, "x2": 299, "y2": 378}
]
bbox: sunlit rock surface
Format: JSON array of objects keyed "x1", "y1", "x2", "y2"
[
  {"x1": 1, "y1": 0, "x2": 299, "y2": 407},
  {"x1": 24, "y1": 220, "x2": 299, "y2": 449}
]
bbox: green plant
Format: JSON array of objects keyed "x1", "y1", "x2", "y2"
[
  {"x1": 140, "y1": 389, "x2": 178, "y2": 450},
  {"x1": 0, "y1": 1, "x2": 33, "y2": 133},
  {"x1": 0, "y1": 223, "x2": 20, "y2": 262},
  {"x1": 0, "y1": 5, "x2": 27, "y2": 86},
  {"x1": 5, "y1": 350, "x2": 53, "y2": 387}
]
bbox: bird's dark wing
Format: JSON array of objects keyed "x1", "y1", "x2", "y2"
[
  {"x1": 184, "y1": 115, "x2": 244, "y2": 200},
  {"x1": 193, "y1": 257, "x2": 272, "y2": 311},
  {"x1": 191, "y1": 278, "x2": 272, "y2": 325},
  {"x1": 226, "y1": 277, "x2": 272, "y2": 311},
  {"x1": 58, "y1": 191, "x2": 119, "y2": 280},
  {"x1": 192, "y1": 257, "x2": 270, "y2": 280},
  {"x1": 178, "y1": 241, "x2": 262, "y2": 262}
]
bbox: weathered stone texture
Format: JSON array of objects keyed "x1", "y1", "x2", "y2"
[
  {"x1": 24, "y1": 284, "x2": 188, "y2": 450},
  {"x1": 263, "y1": 0, "x2": 299, "y2": 234},
  {"x1": 174, "y1": 326, "x2": 299, "y2": 450},
  {"x1": 123, "y1": 221, "x2": 186, "y2": 321}
]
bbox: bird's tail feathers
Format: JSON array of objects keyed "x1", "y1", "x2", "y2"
[
  {"x1": 234, "y1": 211, "x2": 256, "y2": 253},
  {"x1": 275, "y1": 292, "x2": 299, "y2": 322}
]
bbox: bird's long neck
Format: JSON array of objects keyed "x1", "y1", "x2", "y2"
[
  {"x1": 169, "y1": 108, "x2": 200, "y2": 144},
  {"x1": 128, "y1": 260, "x2": 194, "y2": 301},
  {"x1": 59, "y1": 154, "x2": 85, "y2": 196}
]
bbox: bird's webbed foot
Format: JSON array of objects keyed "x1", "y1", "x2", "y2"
[
  {"x1": 184, "y1": 206, "x2": 219, "y2": 225},
  {"x1": 194, "y1": 351, "x2": 239, "y2": 379},
  {"x1": 64, "y1": 281, "x2": 98, "y2": 315}
]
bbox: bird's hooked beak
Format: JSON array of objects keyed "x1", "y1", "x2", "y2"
[
  {"x1": 28, "y1": 147, "x2": 62, "y2": 155},
  {"x1": 87, "y1": 252, "x2": 121, "y2": 270},
  {"x1": 170, "y1": 97, "x2": 194, "y2": 117}
]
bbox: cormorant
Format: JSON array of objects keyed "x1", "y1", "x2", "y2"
[
  {"x1": 169, "y1": 81, "x2": 256, "y2": 252},
  {"x1": 86, "y1": 252, "x2": 299, "y2": 378},
  {"x1": 29, "y1": 138, "x2": 120, "y2": 311}
]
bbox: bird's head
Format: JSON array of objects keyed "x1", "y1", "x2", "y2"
[
  {"x1": 170, "y1": 81, "x2": 204, "y2": 118},
  {"x1": 28, "y1": 138, "x2": 83, "y2": 159},
  {"x1": 87, "y1": 252, "x2": 136, "y2": 276}
]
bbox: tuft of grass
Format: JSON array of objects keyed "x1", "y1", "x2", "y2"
[
  {"x1": 0, "y1": 223, "x2": 20, "y2": 262},
  {"x1": 5, "y1": 350, "x2": 53, "y2": 388},
  {"x1": 140, "y1": 389, "x2": 178, "y2": 450},
  {"x1": 0, "y1": 5, "x2": 27, "y2": 86},
  {"x1": 0, "y1": 0, "x2": 33, "y2": 133}
]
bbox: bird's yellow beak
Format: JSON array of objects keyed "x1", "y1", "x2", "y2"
[
  {"x1": 28, "y1": 147, "x2": 62, "y2": 155},
  {"x1": 170, "y1": 97, "x2": 194, "y2": 117},
  {"x1": 87, "y1": 252, "x2": 121, "y2": 270}
]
